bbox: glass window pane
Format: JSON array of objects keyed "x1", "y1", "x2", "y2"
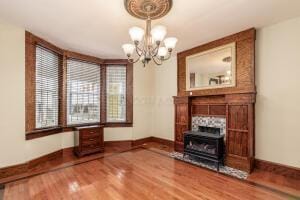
[
  {"x1": 35, "y1": 46, "x2": 59, "y2": 128},
  {"x1": 106, "y1": 65, "x2": 126, "y2": 122},
  {"x1": 67, "y1": 59, "x2": 100, "y2": 125}
]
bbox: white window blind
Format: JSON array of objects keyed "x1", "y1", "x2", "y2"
[
  {"x1": 67, "y1": 59, "x2": 100, "y2": 125},
  {"x1": 106, "y1": 65, "x2": 126, "y2": 122},
  {"x1": 35, "y1": 45, "x2": 60, "y2": 128}
]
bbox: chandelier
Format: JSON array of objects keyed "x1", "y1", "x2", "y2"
[{"x1": 122, "y1": 0, "x2": 177, "y2": 66}]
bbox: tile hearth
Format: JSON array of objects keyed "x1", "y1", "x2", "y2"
[{"x1": 169, "y1": 152, "x2": 248, "y2": 180}]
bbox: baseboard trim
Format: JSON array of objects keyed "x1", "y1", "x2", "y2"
[
  {"x1": 0, "y1": 150, "x2": 63, "y2": 180},
  {"x1": 104, "y1": 140, "x2": 133, "y2": 147},
  {"x1": 0, "y1": 163, "x2": 28, "y2": 181},
  {"x1": 0, "y1": 136, "x2": 173, "y2": 181},
  {"x1": 132, "y1": 137, "x2": 153, "y2": 147},
  {"x1": 29, "y1": 150, "x2": 63, "y2": 169},
  {"x1": 255, "y1": 159, "x2": 300, "y2": 179},
  {"x1": 151, "y1": 137, "x2": 174, "y2": 147}
]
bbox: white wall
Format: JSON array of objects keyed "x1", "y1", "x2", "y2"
[
  {"x1": 0, "y1": 20, "x2": 74, "y2": 167},
  {"x1": 0, "y1": 19, "x2": 154, "y2": 167},
  {"x1": 132, "y1": 62, "x2": 155, "y2": 139},
  {"x1": 152, "y1": 57, "x2": 177, "y2": 140},
  {"x1": 255, "y1": 17, "x2": 300, "y2": 168}
]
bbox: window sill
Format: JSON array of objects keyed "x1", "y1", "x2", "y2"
[
  {"x1": 26, "y1": 122, "x2": 133, "y2": 140},
  {"x1": 104, "y1": 122, "x2": 133, "y2": 127},
  {"x1": 26, "y1": 127, "x2": 63, "y2": 140}
]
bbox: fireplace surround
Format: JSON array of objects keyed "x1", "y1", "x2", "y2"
[{"x1": 174, "y1": 29, "x2": 256, "y2": 173}]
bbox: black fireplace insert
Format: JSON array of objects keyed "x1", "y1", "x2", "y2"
[{"x1": 184, "y1": 126, "x2": 224, "y2": 171}]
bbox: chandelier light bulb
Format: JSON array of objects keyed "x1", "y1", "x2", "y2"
[
  {"x1": 122, "y1": 44, "x2": 135, "y2": 57},
  {"x1": 151, "y1": 25, "x2": 167, "y2": 43},
  {"x1": 164, "y1": 37, "x2": 178, "y2": 50},
  {"x1": 129, "y1": 26, "x2": 145, "y2": 43}
]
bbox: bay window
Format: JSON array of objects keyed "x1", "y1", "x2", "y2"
[{"x1": 25, "y1": 32, "x2": 133, "y2": 140}]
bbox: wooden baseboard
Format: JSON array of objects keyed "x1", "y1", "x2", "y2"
[
  {"x1": 151, "y1": 137, "x2": 174, "y2": 147},
  {"x1": 0, "y1": 163, "x2": 28, "y2": 180},
  {"x1": 0, "y1": 149, "x2": 63, "y2": 180},
  {"x1": 132, "y1": 137, "x2": 153, "y2": 147},
  {"x1": 255, "y1": 159, "x2": 300, "y2": 179},
  {"x1": 29, "y1": 150, "x2": 63, "y2": 169},
  {"x1": 104, "y1": 140, "x2": 133, "y2": 150},
  {"x1": 0, "y1": 136, "x2": 173, "y2": 180},
  {"x1": 62, "y1": 147, "x2": 74, "y2": 155}
]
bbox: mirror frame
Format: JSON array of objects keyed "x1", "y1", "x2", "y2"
[{"x1": 185, "y1": 42, "x2": 236, "y2": 91}]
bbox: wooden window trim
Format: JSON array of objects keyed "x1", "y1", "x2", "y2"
[
  {"x1": 25, "y1": 32, "x2": 133, "y2": 140},
  {"x1": 25, "y1": 32, "x2": 64, "y2": 134},
  {"x1": 103, "y1": 60, "x2": 133, "y2": 125}
]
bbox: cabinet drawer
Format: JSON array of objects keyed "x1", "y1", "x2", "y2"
[
  {"x1": 82, "y1": 137, "x2": 101, "y2": 145},
  {"x1": 81, "y1": 129, "x2": 101, "y2": 139},
  {"x1": 82, "y1": 143, "x2": 102, "y2": 152}
]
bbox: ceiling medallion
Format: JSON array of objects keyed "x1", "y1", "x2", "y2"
[
  {"x1": 122, "y1": 0, "x2": 177, "y2": 66},
  {"x1": 124, "y1": 0, "x2": 172, "y2": 20}
]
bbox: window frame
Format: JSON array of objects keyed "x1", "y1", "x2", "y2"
[
  {"x1": 65, "y1": 57, "x2": 102, "y2": 126},
  {"x1": 25, "y1": 32, "x2": 133, "y2": 140},
  {"x1": 102, "y1": 60, "x2": 133, "y2": 127}
]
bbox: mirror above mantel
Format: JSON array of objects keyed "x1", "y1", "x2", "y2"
[{"x1": 186, "y1": 42, "x2": 236, "y2": 91}]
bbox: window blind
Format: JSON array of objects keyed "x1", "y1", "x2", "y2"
[
  {"x1": 106, "y1": 65, "x2": 127, "y2": 122},
  {"x1": 35, "y1": 45, "x2": 60, "y2": 128},
  {"x1": 67, "y1": 59, "x2": 101, "y2": 125}
]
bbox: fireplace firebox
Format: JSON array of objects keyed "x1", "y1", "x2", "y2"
[{"x1": 184, "y1": 126, "x2": 224, "y2": 171}]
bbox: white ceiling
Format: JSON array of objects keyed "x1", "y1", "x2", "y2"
[{"x1": 0, "y1": 0, "x2": 300, "y2": 59}]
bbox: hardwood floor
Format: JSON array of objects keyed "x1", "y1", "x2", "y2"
[
  {"x1": 3, "y1": 145, "x2": 299, "y2": 200},
  {"x1": 247, "y1": 169, "x2": 300, "y2": 196},
  {"x1": 0, "y1": 189, "x2": 3, "y2": 200}
]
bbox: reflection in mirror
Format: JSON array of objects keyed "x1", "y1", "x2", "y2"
[{"x1": 186, "y1": 43, "x2": 236, "y2": 90}]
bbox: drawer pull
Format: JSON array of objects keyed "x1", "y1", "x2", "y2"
[{"x1": 89, "y1": 138, "x2": 95, "y2": 141}]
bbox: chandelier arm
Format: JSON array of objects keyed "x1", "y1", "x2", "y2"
[
  {"x1": 127, "y1": 55, "x2": 141, "y2": 64},
  {"x1": 150, "y1": 45, "x2": 160, "y2": 57},
  {"x1": 135, "y1": 45, "x2": 144, "y2": 57},
  {"x1": 150, "y1": 53, "x2": 163, "y2": 65}
]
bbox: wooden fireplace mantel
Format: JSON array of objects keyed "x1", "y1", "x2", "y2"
[
  {"x1": 174, "y1": 93, "x2": 255, "y2": 173},
  {"x1": 174, "y1": 29, "x2": 256, "y2": 173}
]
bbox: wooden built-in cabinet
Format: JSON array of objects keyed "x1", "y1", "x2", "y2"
[
  {"x1": 174, "y1": 94, "x2": 255, "y2": 172},
  {"x1": 74, "y1": 125, "x2": 104, "y2": 157}
]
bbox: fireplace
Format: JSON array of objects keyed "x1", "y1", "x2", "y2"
[{"x1": 184, "y1": 126, "x2": 225, "y2": 171}]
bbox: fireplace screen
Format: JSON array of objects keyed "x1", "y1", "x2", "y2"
[
  {"x1": 184, "y1": 127, "x2": 225, "y2": 171},
  {"x1": 186, "y1": 139, "x2": 217, "y2": 155}
]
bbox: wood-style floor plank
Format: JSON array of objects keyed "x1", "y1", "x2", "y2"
[{"x1": 4, "y1": 148, "x2": 298, "y2": 200}]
